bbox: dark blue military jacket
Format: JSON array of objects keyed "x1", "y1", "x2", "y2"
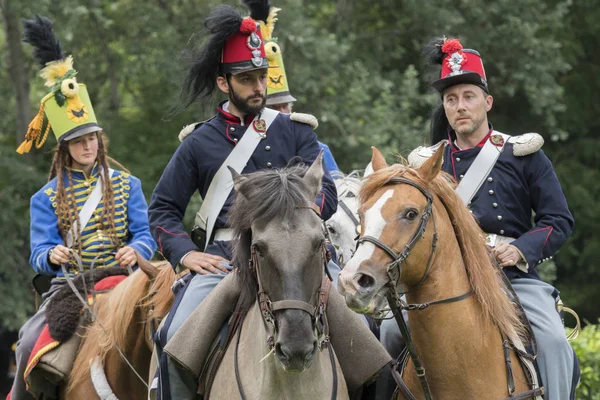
[
  {"x1": 441, "y1": 128, "x2": 574, "y2": 281},
  {"x1": 149, "y1": 102, "x2": 337, "y2": 267}
]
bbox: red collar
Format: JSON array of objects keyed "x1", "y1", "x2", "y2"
[
  {"x1": 449, "y1": 127, "x2": 493, "y2": 152},
  {"x1": 217, "y1": 101, "x2": 255, "y2": 125}
]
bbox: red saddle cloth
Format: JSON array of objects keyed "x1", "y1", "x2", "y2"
[{"x1": 6, "y1": 274, "x2": 127, "y2": 399}]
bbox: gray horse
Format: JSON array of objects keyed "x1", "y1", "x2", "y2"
[{"x1": 210, "y1": 154, "x2": 349, "y2": 399}]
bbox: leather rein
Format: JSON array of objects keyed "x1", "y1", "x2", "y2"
[
  {"x1": 356, "y1": 177, "x2": 473, "y2": 400},
  {"x1": 234, "y1": 204, "x2": 338, "y2": 400}
]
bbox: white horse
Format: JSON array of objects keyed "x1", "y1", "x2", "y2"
[{"x1": 327, "y1": 168, "x2": 371, "y2": 268}]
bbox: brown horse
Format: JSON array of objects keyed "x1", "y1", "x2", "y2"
[
  {"x1": 66, "y1": 256, "x2": 177, "y2": 399},
  {"x1": 338, "y1": 145, "x2": 540, "y2": 399}
]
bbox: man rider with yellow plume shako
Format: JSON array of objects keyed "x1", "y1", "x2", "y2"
[{"x1": 259, "y1": 5, "x2": 341, "y2": 173}]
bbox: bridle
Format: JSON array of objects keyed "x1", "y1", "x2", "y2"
[
  {"x1": 234, "y1": 203, "x2": 338, "y2": 400},
  {"x1": 250, "y1": 238, "x2": 332, "y2": 353},
  {"x1": 328, "y1": 195, "x2": 360, "y2": 266},
  {"x1": 355, "y1": 176, "x2": 473, "y2": 400}
]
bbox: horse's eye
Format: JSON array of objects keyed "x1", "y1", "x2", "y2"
[
  {"x1": 404, "y1": 209, "x2": 419, "y2": 220},
  {"x1": 327, "y1": 225, "x2": 337, "y2": 235}
]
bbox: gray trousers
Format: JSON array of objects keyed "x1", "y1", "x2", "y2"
[
  {"x1": 159, "y1": 260, "x2": 342, "y2": 400},
  {"x1": 10, "y1": 280, "x2": 65, "y2": 400},
  {"x1": 378, "y1": 278, "x2": 575, "y2": 400}
]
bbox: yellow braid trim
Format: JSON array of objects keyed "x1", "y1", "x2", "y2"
[{"x1": 35, "y1": 118, "x2": 52, "y2": 149}]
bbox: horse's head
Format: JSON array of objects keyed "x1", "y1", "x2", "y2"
[
  {"x1": 327, "y1": 172, "x2": 362, "y2": 267},
  {"x1": 338, "y1": 145, "x2": 445, "y2": 314},
  {"x1": 229, "y1": 153, "x2": 329, "y2": 372}
]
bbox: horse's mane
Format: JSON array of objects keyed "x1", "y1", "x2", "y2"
[
  {"x1": 333, "y1": 170, "x2": 362, "y2": 200},
  {"x1": 229, "y1": 165, "x2": 313, "y2": 310},
  {"x1": 68, "y1": 262, "x2": 174, "y2": 393},
  {"x1": 361, "y1": 163, "x2": 527, "y2": 341}
]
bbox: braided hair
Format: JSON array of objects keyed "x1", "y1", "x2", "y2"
[{"x1": 49, "y1": 132, "x2": 128, "y2": 255}]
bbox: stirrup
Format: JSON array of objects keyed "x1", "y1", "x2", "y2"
[{"x1": 557, "y1": 299, "x2": 581, "y2": 341}]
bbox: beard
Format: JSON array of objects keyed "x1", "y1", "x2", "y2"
[
  {"x1": 454, "y1": 112, "x2": 486, "y2": 136},
  {"x1": 229, "y1": 88, "x2": 266, "y2": 116}
]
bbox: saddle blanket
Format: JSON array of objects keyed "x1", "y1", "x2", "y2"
[{"x1": 24, "y1": 274, "x2": 128, "y2": 390}]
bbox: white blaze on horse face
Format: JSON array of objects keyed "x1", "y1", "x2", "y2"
[{"x1": 343, "y1": 189, "x2": 394, "y2": 276}]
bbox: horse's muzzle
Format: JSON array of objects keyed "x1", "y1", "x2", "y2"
[
  {"x1": 338, "y1": 270, "x2": 386, "y2": 314},
  {"x1": 275, "y1": 340, "x2": 318, "y2": 372}
]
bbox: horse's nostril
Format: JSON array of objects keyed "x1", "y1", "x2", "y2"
[
  {"x1": 305, "y1": 341, "x2": 318, "y2": 362},
  {"x1": 357, "y1": 273, "x2": 376, "y2": 289},
  {"x1": 275, "y1": 343, "x2": 289, "y2": 361}
]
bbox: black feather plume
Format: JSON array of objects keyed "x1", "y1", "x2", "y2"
[
  {"x1": 242, "y1": 0, "x2": 270, "y2": 23},
  {"x1": 429, "y1": 103, "x2": 450, "y2": 145},
  {"x1": 422, "y1": 36, "x2": 446, "y2": 66},
  {"x1": 176, "y1": 5, "x2": 243, "y2": 111},
  {"x1": 22, "y1": 15, "x2": 65, "y2": 68}
]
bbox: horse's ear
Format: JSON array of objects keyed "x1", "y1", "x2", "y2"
[
  {"x1": 228, "y1": 166, "x2": 249, "y2": 193},
  {"x1": 136, "y1": 251, "x2": 159, "y2": 280},
  {"x1": 417, "y1": 142, "x2": 446, "y2": 183},
  {"x1": 371, "y1": 147, "x2": 388, "y2": 171},
  {"x1": 303, "y1": 150, "x2": 324, "y2": 199},
  {"x1": 364, "y1": 162, "x2": 374, "y2": 177}
]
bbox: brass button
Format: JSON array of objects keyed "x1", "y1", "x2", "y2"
[
  {"x1": 267, "y1": 162, "x2": 272, "y2": 168},
  {"x1": 84, "y1": 181, "x2": 90, "y2": 187},
  {"x1": 230, "y1": 127, "x2": 236, "y2": 132},
  {"x1": 456, "y1": 157, "x2": 461, "y2": 162},
  {"x1": 493, "y1": 203, "x2": 498, "y2": 208},
  {"x1": 487, "y1": 177, "x2": 493, "y2": 182},
  {"x1": 500, "y1": 230, "x2": 505, "y2": 235},
  {"x1": 459, "y1": 174, "x2": 464, "y2": 179},
  {"x1": 489, "y1": 190, "x2": 494, "y2": 195},
  {"x1": 497, "y1": 215, "x2": 503, "y2": 221},
  {"x1": 265, "y1": 145, "x2": 271, "y2": 151},
  {"x1": 233, "y1": 138, "x2": 238, "y2": 143}
]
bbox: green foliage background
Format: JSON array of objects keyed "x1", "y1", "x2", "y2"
[
  {"x1": 0, "y1": 0, "x2": 598, "y2": 390},
  {"x1": 571, "y1": 322, "x2": 600, "y2": 399}
]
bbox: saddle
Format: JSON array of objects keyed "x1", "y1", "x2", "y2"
[
  {"x1": 164, "y1": 273, "x2": 392, "y2": 394},
  {"x1": 25, "y1": 267, "x2": 128, "y2": 399}
]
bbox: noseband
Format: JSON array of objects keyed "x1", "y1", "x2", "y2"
[
  {"x1": 357, "y1": 177, "x2": 438, "y2": 292},
  {"x1": 248, "y1": 204, "x2": 332, "y2": 352}
]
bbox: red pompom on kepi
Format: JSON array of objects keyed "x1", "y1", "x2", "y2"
[
  {"x1": 441, "y1": 38, "x2": 463, "y2": 55},
  {"x1": 240, "y1": 17, "x2": 257, "y2": 34}
]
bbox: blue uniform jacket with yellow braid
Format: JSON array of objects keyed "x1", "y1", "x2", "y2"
[{"x1": 29, "y1": 165, "x2": 157, "y2": 276}]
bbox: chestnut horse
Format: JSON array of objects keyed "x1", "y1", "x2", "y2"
[
  {"x1": 339, "y1": 145, "x2": 541, "y2": 399},
  {"x1": 66, "y1": 256, "x2": 177, "y2": 399}
]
